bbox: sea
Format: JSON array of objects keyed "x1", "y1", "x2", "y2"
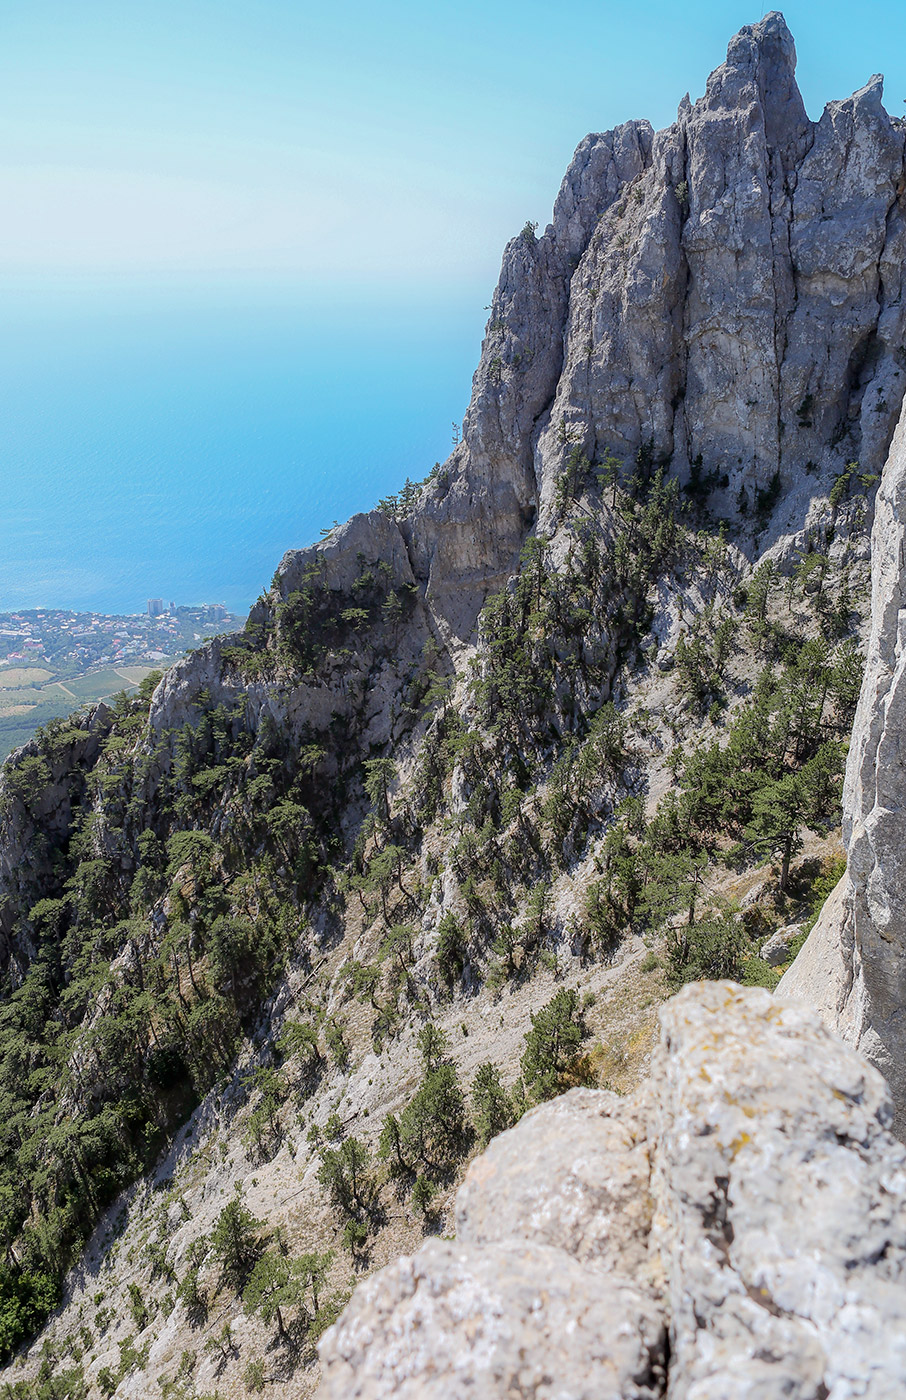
[{"x1": 0, "y1": 277, "x2": 483, "y2": 619}]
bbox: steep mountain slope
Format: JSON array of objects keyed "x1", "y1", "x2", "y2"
[
  {"x1": 779, "y1": 393, "x2": 906, "y2": 1132},
  {"x1": 1, "y1": 13, "x2": 904, "y2": 1399}
]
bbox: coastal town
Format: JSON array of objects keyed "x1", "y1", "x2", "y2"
[
  {"x1": 0, "y1": 601, "x2": 236, "y2": 669},
  {"x1": 0, "y1": 602, "x2": 242, "y2": 758}
]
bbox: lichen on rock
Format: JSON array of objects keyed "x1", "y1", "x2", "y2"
[{"x1": 320, "y1": 982, "x2": 906, "y2": 1399}]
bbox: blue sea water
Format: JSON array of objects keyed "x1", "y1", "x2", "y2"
[{"x1": 0, "y1": 278, "x2": 484, "y2": 617}]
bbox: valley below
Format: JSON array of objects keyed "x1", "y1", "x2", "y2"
[{"x1": 0, "y1": 608, "x2": 243, "y2": 760}]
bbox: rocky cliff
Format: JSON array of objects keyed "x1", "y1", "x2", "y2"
[
  {"x1": 320, "y1": 982, "x2": 906, "y2": 1400},
  {"x1": 779, "y1": 389, "x2": 906, "y2": 1133},
  {"x1": 408, "y1": 7, "x2": 906, "y2": 647},
  {"x1": 2, "y1": 12, "x2": 906, "y2": 1400},
  {"x1": 110, "y1": 7, "x2": 906, "y2": 677}
]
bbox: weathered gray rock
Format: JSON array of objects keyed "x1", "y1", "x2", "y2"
[
  {"x1": 318, "y1": 1238, "x2": 666, "y2": 1400},
  {"x1": 759, "y1": 921, "x2": 803, "y2": 965},
  {"x1": 408, "y1": 122, "x2": 653, "y2": 641},
  {"x1": 653, "y1": 982, "x2": 906, "y2": 1399},
  {"x1": 149, "y1": 10, "x2": 906, "y2": 785},
  {"x1": 320, "y1": 982, "x2": 906, "y2": 1399},
  {"x1": 273, "y1": 510, "x2": 416, "y2": 602},
  {"x1": 781, "y1": 391, "x2": 906, "y2": 1136},
  {"x1": 455, "y1": 1087, "x2": 654, "y2": 1283},
  {"x1": 777, "y1": 873, "x2": 854, "y2": 1023},
  {"x1": 142, "y1": 506, "x2": 436, "y2": 814},
  {"x1": 401, "y1": 11, "x2": 906, "y2": 645}
]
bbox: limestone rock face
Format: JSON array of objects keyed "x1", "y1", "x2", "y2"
[
  {"x1": 319, "y1": 983, "x2": 906, "y2": 1399},
  {"x1": 318, "y1": 1239, "x2": 666, "y2": 1400},
  {"x1": 408, "y1": 10, "x2": 906, "y2": 629},
  {"x1": 145, "y1": 507, "x2": 434, "y2": 779},
  {"x1": 532, "y1": 12, "x2": 906, "y2": 532},
  {"x1": 407, "y1": 121, "x2": 653, "y2": 641},
  {"x1": 152, "y1": 13, "x2": 906, "y2": 717},
  {"x1": 781, "y1": 394, "x2": 906, "y2": 1134},
  {"x1": 455, "y1": 1087, "x2": 654, "y2": 1282},
  {"x1": 652, "y1": 983, "x2": 906, "y2": 1399}
]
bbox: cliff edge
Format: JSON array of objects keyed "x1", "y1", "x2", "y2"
[
  {"x1": 780, "y1": 394, "x2": 906, "y2": 1135},
  {"x1": 320, "y1": 982, "x2": 906, "y2": 1399}
]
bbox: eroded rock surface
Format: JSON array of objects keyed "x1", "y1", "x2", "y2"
[
  {"x1": 318, "y1": 1239, "x2": 666, "y2": 1400},
  {"x1": 320, "y1": 983, "x2": 906, "y2": 1399},
  {"x1": 780, "y1": 395, "x2": 906, "y2": 1135},
  {"x1": 652, "y1": 984, "x2": 906, "y2": 1399},
  {"x1": 455, "y1": 1087, "x2": 655, "y2": 1283},
  {"x1": 410, "y1": 9, "x2": 906, "y2": 639}
]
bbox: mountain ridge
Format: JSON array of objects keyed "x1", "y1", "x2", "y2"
[{"x1": 2, "y1": 12, "x2": 905, "y2": 1398}]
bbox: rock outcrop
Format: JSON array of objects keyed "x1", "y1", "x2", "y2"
[
  {"x1": 197, "y1": 10, "x2": 906, "y2": 660},
  {"x1": 780, "y1": 393, "x2": 906, "y2": 1134},
  {"x1": 149, "y1": 508, "x2": 434, "y2": 751},
  {"x1": 408, "y1": 9, "x2": 906, "y2": 646},
  {"x1": 318, "y1": 1241, "x2": 666, "y2": 1400},
  {"x1": 104, "y1": 4, "x2": 906, "y2": 794},
  {"x1": 320, "y1": 983, "x2": 906, "y2": 1399}
]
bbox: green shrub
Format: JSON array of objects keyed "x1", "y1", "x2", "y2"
[{"x1": 243, "y1": 1357, "x2": 267, "y2": 1393}]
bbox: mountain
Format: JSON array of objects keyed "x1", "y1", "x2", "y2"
[
  {"x1": 779, "y1": 393, "x2": 906, "y2": 1130},
  {"x1": 2, "y1": 12, "x2": 905, "y2": 1398}
]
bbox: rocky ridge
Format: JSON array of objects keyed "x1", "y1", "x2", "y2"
[
  {"x1": 99, "y1": 9, "x2": 906, "y2": 686},
  {"x1": 320, "y1": 982, "x2": 906, "y2": 1399},
  {"x1": 1, "y1": 12, "x2": 905, "y2": 1400},
  {"x1": 410, "y1": 7, "x2": 906, "y2": 645}
]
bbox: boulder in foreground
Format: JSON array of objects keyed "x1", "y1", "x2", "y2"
[{"x1": 320, "y1": 982, "x2": 906, "y2": 1399}]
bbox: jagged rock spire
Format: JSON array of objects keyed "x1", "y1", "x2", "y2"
[
  {"x1": 713, "y1": 11, "x2": 811, "y2": 167},
  {"x1": 407, "y1": 11, "x2": 906, "y2": 644}
]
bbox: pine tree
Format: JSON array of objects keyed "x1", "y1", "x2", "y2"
[
  {"x1": 209, "y1": 1194, "x2": 265, "y2": 1291},
  {"x1": 520, "y1": 989, "x2": 586, "y2": 1102},
  {"x1": 363, "y1": 757, "x2": 397, "y2": 827},
  {"x1": 242, "y1": 1250, "x2": 300, "y2": 1338},
  {"x1": 471, "y1": 1063, "x2": 514, "y2": 1148}
]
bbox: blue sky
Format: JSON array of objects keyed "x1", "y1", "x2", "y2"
[
  {"x1": 2, "y1": 1, "x2": 906, "y2": 615},
  {"x1": 2, "y1": 1, "x2": 905, "y2": 295}
]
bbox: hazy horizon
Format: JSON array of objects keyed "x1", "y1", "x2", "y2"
[
  {"x1": 0, "y1": 282, "x2": 481, "y2": 614},
  {"x1": 3, "y1": 0, "x2": 906, "y2": 613}
]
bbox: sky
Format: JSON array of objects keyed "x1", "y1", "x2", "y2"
[
  {"x1": 2, "y1": 1, "x2": 906, "y2": 616},
  {"x1": 1, "y1": 0, "x2": 905, "y2": 294}
]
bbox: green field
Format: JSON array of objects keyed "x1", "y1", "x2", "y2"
[
  {"x1": 57, "y1": 667, "x2": 149, "y2": 700},
  {"x1": 0, "y1": 666, "x2": 54, "y2": 685},
  {"x1": 0, "y1": 662, "x2": 166, "y2": 761}
]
